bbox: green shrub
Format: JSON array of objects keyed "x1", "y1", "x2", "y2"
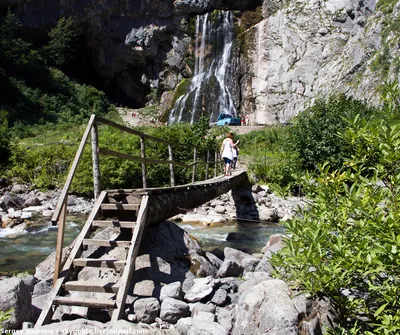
[
  {"x1": 271, "y1": 115, "x2": 400, "y2": 333},
  {"x1": 289, "y1": 95, "x2": 378, "y2": 171}
]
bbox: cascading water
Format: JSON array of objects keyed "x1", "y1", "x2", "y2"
[{"x1": 169, "y1": 11, "x2": 237, "y2": 124}]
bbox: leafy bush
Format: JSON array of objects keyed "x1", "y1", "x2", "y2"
[
  {"x1": 289, "y1": 95, "x2": 378, "y2": 171},
  {"x1": 271, "y1": 115, "x2": 400, "y2": 333}
]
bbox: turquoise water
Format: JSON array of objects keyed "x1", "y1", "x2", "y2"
[
  {"x1": 0, "y1": 215, "x2": 86, "y2": 275},
  {"x1": 0, "y1": 216, "x2": 284, "y2": 274},
  {"x1": 176, "y1": 221, "x2": 285, "y2": 254}
]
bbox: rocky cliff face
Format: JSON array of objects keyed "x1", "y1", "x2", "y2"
[
  {"x1": 241, "y1": 0, "x2": 388, "y2": 124},
  {"x1": 3, "y1": 0, "x2": 399, "y2": 124}
]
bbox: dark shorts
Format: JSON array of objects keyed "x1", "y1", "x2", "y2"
[{"x1": 223, "y1": 157, "x2": 232, "y2": 164}]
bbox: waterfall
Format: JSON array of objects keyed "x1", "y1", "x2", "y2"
[{"x1": 169, "y1": 11, "x2": 237, "y2": 124}]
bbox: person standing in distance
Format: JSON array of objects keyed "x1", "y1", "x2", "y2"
[
  {"x1": 220, "y1": 132, "x2": 239, "y2": 176},
  {"x1": 245, "y1": 113, "x2": 250, "y2": 126}
]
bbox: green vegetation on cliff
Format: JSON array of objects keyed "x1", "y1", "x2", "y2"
[{"x1": 0, "y1": 11, "x2": 113, "y2": 165}]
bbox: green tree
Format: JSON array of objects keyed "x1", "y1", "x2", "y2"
[
  {"x1": 0, "y1": 110, "x2": 10, "y2": 164},
  {"x1": 43, "y1": 17, "x2": 77, "y2": 67},
  {"x1": 289, "y1": 95, "x2": 378, "y2": 171}
]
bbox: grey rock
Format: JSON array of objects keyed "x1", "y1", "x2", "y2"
[
  {"x1": 160, "y1": 282, "x2": 182, "y2": 302},
  {"x1": 227, "y1": 293, "x2": 238, "y2": 305},
  {"x1": 224, "y1": 247, "x2": 259, "y2": 272},
  {"x1": 188, "y1": 319, "x2": 228, "y2": 335},
  {"x1": 251, "y1": 184, "x2": 264, "y2": 193},
  {"x1": 214, "y1": 277, "x2": 240, "y2": 293},
  {"x1": 205, "y1": 252, "x2": 223, "y2": 270},
  {"x1": 216, "y1": 307, "x2": 235, "y2": 333},
  {"x1": 1, "y1": 193, "x2": 17, "y2": 210},
  {"x1": 255, "y1": 257, "x2": 275, "y2": 274},
  {"x1": 176, "y1": 317, "x2": 193, "y2": 335},
  {"x1": 189, "y1": 252, "x2": 218, "y2": 277},
  {"x1": 32, "y1": 293, "x2": 50, "y2": 321},
  {"x1": 226, "y1": 232, "x2": 253, "y2": 242},
  {"x1": 193, "y1": 310, "x2": 215, "y2": 323},
  {"x1": 211, "y1": 289, "x2": 228, "y2": 306},
  {"x1": 215, "y1": 205, "x2": 225, "y2": 214},
  {"x1": 160, "y1": 298, "x2": 190, "y2": 324},
  {"x1": 191, "y1": 303, "x2": 216, "y2": 317},
  {"x1": 21, "y1": 274, "x2": 38, "y2": 293},
  {"x1": 23, "y1": 197, "x2": 42, "y2": 207},
  {"x1": 133, "y1": 298, "x2": 160, "y2": 324},
  {"x1": 11, "y1": 184, "x2": 27, "y2": 194},
  {"x1": 216, "y1": 260, "x2": 243, "y2": 278},
  {"x1": 233, "y1": 279, "x2": 299, "y2": 335},
  {"x1": 0, "y1": 277, "x2": 33, "y2": 330},
  {"x1": 184, "y1": 276, "x2": 214, "y2": 302},
  {"x1": 259, "y1": 208, "x2": 279, "y2": 222}
]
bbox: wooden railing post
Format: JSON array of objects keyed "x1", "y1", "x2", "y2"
[
  {"x1": 218, "y1": 152, "x2": 224, "y2": 175},
  {"x1": 192, "y1": 147, "x2": 197, "y2": 183},
  {"x1": 140, "y1": 136, "x2": 147, "y2": 188},
  {"x1": 91, "y1": 122, "x2": 101, "y2": 200},
  {"x1": 205, "y1": 149, "x2": 209, "y2": 180},
  {"x1": 53, "y1": 198, "x2": 67, "y2": 285},
  {"x1": 168, "y1": 144, "x2": 175, "y2": 187},
  {"x1": 214, "y1": 151, "x2": 217, "y2": 178}
]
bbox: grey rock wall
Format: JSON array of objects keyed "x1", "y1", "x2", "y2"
[{"x1": 240, "y1": 0, "x2": 396, "y2": 124}]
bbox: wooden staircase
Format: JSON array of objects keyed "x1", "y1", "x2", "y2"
[{"x1": 35, "y1": 191, "x2": 149, "y2": 327}]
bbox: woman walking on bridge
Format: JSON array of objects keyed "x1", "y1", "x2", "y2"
[{"x1": 220, "y1": 132, "x2": 239, "y2": 176}]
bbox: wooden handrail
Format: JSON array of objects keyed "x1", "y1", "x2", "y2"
[
  {"x1": 51, "y1": 114, "x2": 97, "y2": 225},
  {"x1": 96, "y1": 116, "x2": 179, "y2": 146}
]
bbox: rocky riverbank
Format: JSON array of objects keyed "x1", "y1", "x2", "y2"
[
  {"x1": 1, "y1": 221, "x2": 335, "y2": 334},
  {"x1": 0, "y1": 179, "x2": 94, "y2": 234}
]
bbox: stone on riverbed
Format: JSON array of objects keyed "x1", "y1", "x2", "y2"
[{"x1": 0, "y1": 277, "x2": 33, "y2": 330}]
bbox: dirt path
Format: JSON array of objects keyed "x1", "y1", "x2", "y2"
[{"x1": 227, "y1": 125, "x2": 266, "y2": 135}]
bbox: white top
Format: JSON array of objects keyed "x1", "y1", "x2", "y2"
[
  {"x1": 221, "y1": 138, "x2": 233, "y2": 160},
  {"x1": 232, "y1": 147, "x2": 238, "y2": 158}
]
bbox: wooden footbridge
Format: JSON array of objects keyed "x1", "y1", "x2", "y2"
[{"x1": 35, "y1": 114, "x2": 247, "y2": 327}]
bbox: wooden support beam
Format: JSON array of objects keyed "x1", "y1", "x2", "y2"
[
  {"x1": 112, "y1": 195, "x2": 149, "y2": 321},
  {"x1": 192, "y1": 147, "x2": 197, "y2": 183},
  {"x1": 91, "y1": 121, "x2": 101, "y2": 200},
  {"x1": 53, "y1": 297, "x2": 115, "y2": 309},
  {"x1": 205, "y1": 149, "x2": 209, "y2": 180},
  {"x1": 214, "y1": 151, "x2": 217, "y2": 178},
  {"x1": 53, "y1": 199, "x2": 67, "y2": 285},
  {"x1": 168, "y1": 144, "x2": 175, "y2": 187},
  {"x1": 140, "y1": 136, "x2": 147, "y2": 188}
]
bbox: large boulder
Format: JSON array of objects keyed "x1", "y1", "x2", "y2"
[
  {"x1": 160, "y1": 298, "x2": 190, "y2": 324},
  {"x1": 224, "y1": 247, "x2": 259, "y2": 272},
  {"x1": 233, "y1": 279, "x2": 299, "y2": 335},
  {"x1": 133, "y1": 298, "x2": 160, "y2": 324},
  {"x1": 0, "y1": 277, "x2": 33, "y2": 330},
  {"x1": 184, "y1": 277, "x2": 215, "y2": 303}
]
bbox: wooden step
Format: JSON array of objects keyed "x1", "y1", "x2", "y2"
[
  {"x1": 73, "y1": 258, "x2": 125, "y2": 270},
  {"x1": 64, "y1": 280, "x2": 119, "y2": 293},
  {"x1": 92, "y1": 220, "x2": 136, "y2": 228},
  {"x1": 53, "y1": 297, "x2": 116, "y2": 309},
  {"x1": 101, "y1": 204, "x2": 139, "y2": 211},
  {"x1": 83, "y1": 239, "x2": 131, "y2": 248}
]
